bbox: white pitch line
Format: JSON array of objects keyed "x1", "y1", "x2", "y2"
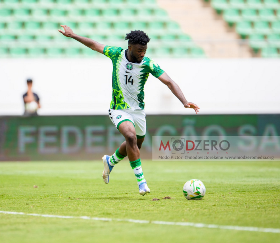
[{"x1": 0, "y1": 211, "x2": 280, "y2": 234}]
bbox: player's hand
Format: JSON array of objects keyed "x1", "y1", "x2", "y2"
[
  {"x1": 184, "y1": 102, "x2": 200, "y2": 114},
  {"x1": 58, "y1": 25, "x2": 74, "y2": 37}
]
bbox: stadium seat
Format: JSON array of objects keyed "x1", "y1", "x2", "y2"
[
  {"x1": 153, "y1": 9, "x2": 168, "y2": 20},
  {"x1": 84, "y1": 9, "x2": 101, "y2": 20},
  {"x1": 31, "y1": 9, "x2": 48, "y2": 20},
  {"x1": 172, "y1": 47, "x2": 189, "y2": 57},
  {"x1": 35, "y1": 35, "x2": 52, "y2": 41},
  {"x1": 126, "y1": 0, "x2": 141, "y2": 4},
  {"x1": 73, "y1": 0, "x2": 90, "y2": 6},
  {"x1": 131, "y1": 22, "x2": 147, "y2": 31},
  {"x1": 2, "y1": 0, "x2": 20, "y2": 5},
  {"x1": 96, "y1": 22, "x2": 112, "y2": 31},
  {"x1": 277, "y1": 10, "x2": 280, "y2": 19},
  {"x1": 267, "y1": 33, "x2": 280, "y2": 48},
  {"x1": 102, "y1": 9, "x2": 118, "y2": 17},
  {"x1": 28, "y1": 48, "x2": 45, "y2": 57},
  {"x1": 148, "y1": 21, "x2": 164, "y2": 30},
  {"x1": 57, "y1": 0, "x2": 72, "y2": 4},
  {"x1": 236, "y1": 21, "x2": 254, "y2": 37},
  {"x1": 247, "y1": 0, "x2": 263, "y2": 9},
  {"x1": 271, "y1": 21, "x2": 280, "y2": 34},
  {"x1": 154, "y1": 47, "x2": 171, "y2": 57},
  {"x1": 17, "y1": 35, "x2": 34, "y2": 41},
  {"x1": 114, "y1": 22, "x2": 130, "y2": 32},
  {"x1": 0, "y1": 35, "x2": 16, "y2": 40},
  {"x1": 21, "y1": 0, "x2": 38, "y2": 4},
  {"x1": 229, "y1": 0, "x2": 246, "y2": 10},
  {"x1": 254, "y1": 21, "x2": 271, "y2": 35},
  {"x1": 42, "y1": 22, "x2": 59, "y2": 30},
  {"x1": 77, "y1": 22, "x2": 93, "y2": 30},
  {"x1": 261, "y1": 46, "x2": 279, "y2": 57},
  {"x1": 7, "y1": 22, "x2": 23, "y2": 30},
  {"x1": 119, "y1": 9, "x2": 135, "y2": 20},
  {"x1": 25, "y1": 21, "x2": 41, "y2": 30},
  {"x1": 107, "y1": 0, "x2": 124, "y2": 4},
  {"x1": 0, "y1": 22, "x2": 6, "y2": 30},
  {"x1": 259, "y1": 9, "x2": 276, "y2": 22},
  {"x1": 65, "y1": 48, "x2": 81, "y2": 56},
  {"x1": 82, "y1": 47, "x2": 97, "y2": 57},
  {"x1": 166, "y1": 21, "x2": 181, "y2": 31},
  {"x1": 248, "y1": 34, "x2": 266, "y2": 51},
  {"x1": 241, "y1": 9, "x2": 258, "y2": 21},
  {"x1": 263, "y1": 0, "x2": 280, "y2": 8},
  {"x1": 38, "y1": 0, "x2": 55, "y2": 6},
  {"x1": 46, "y1": 48, "x2": 64, "y2": 57},
  {"x1": 191, "y1": 47, "x2": 206, "y2": 58},
  {"x1": 13, "y1": 9, "x2": 30, "y2": 19},
  {"x1": 0, "y1": 47, "x2": 8, "y2": 57},
  {"x1": 0, "y1": 9, "x2": 12, "y2": 19},
  {"x1": 224, "y1": 9, "x2": 242, "y2": 26},
  {"x1": 49, "y1": 9, "x2": 67, "y2": 19},
  {"x1": 212, "y1": 0, "x2": 229, "y2": 14},
  {"x1": 10, "y1": 48, "x2": 27, "y2": 57}
]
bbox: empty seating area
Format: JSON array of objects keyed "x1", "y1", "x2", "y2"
[
  {"x1": 210, "y1": 0, "x2": 280, "y2": 57},
  {"x1": 0, "y1": 0, "x2": 205, "y2": 58}
]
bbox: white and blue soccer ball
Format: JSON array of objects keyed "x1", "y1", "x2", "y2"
[{"x1": 183, "y1": 179, "x2": 206, "y2": 200}]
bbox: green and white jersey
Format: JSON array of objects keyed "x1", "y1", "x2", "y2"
[{"x1": 103, "y1": 45, "x2": 165, "y2": 110}]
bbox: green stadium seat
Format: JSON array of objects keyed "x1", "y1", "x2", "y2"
[
  {"x1": 177, "y1": 34, "x2": 192, "y2": 41},
  {"x1": 2, "y1": 0, "x2": 20, "y2": 4},
  {"x1": 35, "y1": 35, "x2": 53, "y2": 41},
  {"x1": 126, "y1": 0, "x2": 141, "y2": 4},
  {"x1": 0, "y1": 35, "x2": 16, "y2": 40},
  {"x1": 10, "y1": 47, "x2": 27, "y2": 57},
  {"x1": 161, "y1": 34, "x2": 177, "y2": 41},
  {"x1": 96, "y1": 22, "x2": 112, "y2": 30},
  {"x1": 107, "y1": 0, "x2": 124, "y2": 4},
  {"x1": 106, "y1": 34, "x2": 124, "y2": 40},
  {"x1": 191, "y1": 47, "x2": 206, "y2": 58},
  {"x1": 153, "y1": 9, "x2": 168, "y2": 20},
  {"x1": 172, "y1": 47, "x2": 189, "y2": 57},
  {"x1": 28, "y1": 48, "x2": 45, "y2": 57},
  {"x1": 154, "y1": 47, "x2": 171, "y2": 57},
  {"x1": 148, "y1": 21, "x2": 164, "y2": 29},
  {"x1": 43, "y1": 22, "x2": 59, "y2": 30},
  {"x1": 32, "y1": 9, "x2": 48, "y2": 20},
  {"x1": 84, "y1": 9, "x2": 101, "y2": 19},
  {"x1": 119, "y1": 9, "x2": 135, "y2": 17},
  {"x1": 114, "y1": 22, "x2": 130, "y2": 31},
  {"x1": 13, "y1": 9, "x2": 30, "y2": 19},
  {"x1": 102, "y1": 9, "x2": 118, "y2": 18},
  {"x1": 65, "y1": 48, "x2": 81, "y2": 56},
  {"x1": 131, "y1": 22, "x2": 147, "y2": 30},
  {"x1": 254, "y1": 21, "x2": 271, "y2": 35},
  {"x1": 57, "y1": 0, "x2": 72, "y2": 4},
  {"x1": 148, "y1": 34, "x2": 160, "y2": 40},
  {"x1": 212, "y1": 0, "x2": 229, "y2": 14},
  {"x1": 236, "y1": 21, "x2": 254, "y2": 37},
  {"x1": 263, "y1": 0, "x2": 280, "y2": 8},
  {"x1": 46, "y1": 48, "x2": 64, "y2": 57},
  {"x1": 49, "y1": 9, "x2": 67, "y2": 18},
  {"x1": 82, "y1": 47, "x2": 97, "y2": 57},
  {"x1": 224, "y1": 9, "x2": 242, "y2": 26},
  {"x1": 17, "y1": 35, "x2": 34, "y2": 41},
  {"x1": 73, "y1": 0, "x2": 90, "y2": 5},
  {"x1": 0, "y1": 9, "x2": 12, "y2": 18},
  {"x1": 25, "y1": 21, "x2": 41, "y2": 30},
  {"x1": 247, "y1": 0, "x2": 263, "y2": 9},
  {"x1": 248, "y1": 34, "x2": 266, "y2": 51},
  {"x1": 259, "y1": 9, "x2": 276, "y2": 21},
  {"x1": 7, "y1": 21, "x2": 23, "y2": 30},
  {"x1": 68, "y1": 9, "x2": 84, "y2": 19},
  {"x1": 21, "y1": 0, "x2": 38, "y2": 4},
  {"x1": 229, "y1": 0, "x2": 246, "y2": 10},
  {"x1": 277, "y1": 10, "x2": 280, "y2": 19},
  {"x1": 241, "y1": 9, "x2": 258, "y2": 21},
  {"x1": 0, "y1": 47, "x2": 9, "y2": 57},
  {"x1": 271, "y1": 21, "x2": 280, "y2": 34},
  {"x1": 77, "y1": 22, "x2": 93, "y2": 30},
  {"x1": 137, "y1": 9, "x2": 153, "y2": 18},
  {"x1": 0, "y1": 22, "x2": 6, "y2": 30},
  {"x1": 267, "y1": 33, "x2": 280, "y2": 48},
  {"x1": 261, "y1": 47, "x2": 279, "y2": 57},
  {"x1": 88, "y1": 34, "x2": 106, "y2": 41},
  {"x1": 38, "y1": 0, "x2": 55, "y2": 6}
]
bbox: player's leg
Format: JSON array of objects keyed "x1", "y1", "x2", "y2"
[
  {"x1": 118, "y1": 121, "x2": 150, "y2": 195},
  {"x1": 118, "y1": 137, "x2": 145, "y2": 157}
]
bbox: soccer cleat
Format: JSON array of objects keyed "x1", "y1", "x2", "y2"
[
  {"x1": 139, "y1": 182, "x2": 150, "y2": 196},
  {"x1": 102, "y1": 155, "x2": 114, "y2": 184}
]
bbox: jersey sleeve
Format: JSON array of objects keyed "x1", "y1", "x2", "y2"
[
  {"x1": 103, "y1": 45, "x2": 123, "y2": 59},
  {"x1": 148, "y1": 59, "x2": 165, "y2": 78}
]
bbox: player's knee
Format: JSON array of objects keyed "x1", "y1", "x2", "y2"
[{"x1": 125, "y1": 132, "x2": 137, "y2": 146}]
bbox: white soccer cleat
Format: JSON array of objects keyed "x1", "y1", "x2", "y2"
[
  {"x1": 102, "y1": 155, "x2": 114, "y2": 184},
  {"x1": 139, "y1": 182, "x2": 150, "y2": 196}
]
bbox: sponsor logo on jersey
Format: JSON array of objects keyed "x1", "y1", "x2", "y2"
[
  {"x1": 126, "y1": 63, "x2": 133, "y2": 70},
  {"x1": 116, "y1": 115, "x2": 122, "y2": 119}
]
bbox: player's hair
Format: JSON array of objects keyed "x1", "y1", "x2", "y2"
[
  {"x1": 125, "y1": 30, "x2": 150, "y2": 45},
  {"x1": 27, "y1": 78, "x2": 33, "y2": 83}
]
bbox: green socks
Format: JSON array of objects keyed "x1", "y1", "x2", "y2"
[
  {"x1": 109, "y1": 148, "x2": 126, "y2": 166},
  {"x1": 130, "y1": 159, "x2": 146, "y2": 185}
]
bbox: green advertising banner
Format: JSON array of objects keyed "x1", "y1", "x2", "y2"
[{"x1": 0, "y1": 114, "x2": 279, "y2": 161}]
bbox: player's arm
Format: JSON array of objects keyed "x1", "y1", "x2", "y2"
[
  {"x1": 158, "y1": 72, "x2": 200, "y2": 114},
  {"x1": 58, "y1": 25, "x2": 105, "y2": 54}
]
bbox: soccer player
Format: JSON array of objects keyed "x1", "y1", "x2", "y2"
[{"x1": 58, "y1": 25, "x2": 200, "y2": 196}]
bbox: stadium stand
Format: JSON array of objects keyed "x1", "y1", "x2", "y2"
[
  {"x1": 0, "y1": 0, "x2": 205, "y2": 58},
  {"x1": 210, "y1": 0, "x2": 280, "y2": 57}
]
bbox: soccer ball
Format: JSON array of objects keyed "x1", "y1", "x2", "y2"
[{"x1": 183, "y1": 179, "x2": 206, "y2": 200}]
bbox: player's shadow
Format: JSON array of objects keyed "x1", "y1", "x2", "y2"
[{"x1": 75, "y1": 197, "x2": 146, "y2": 201}]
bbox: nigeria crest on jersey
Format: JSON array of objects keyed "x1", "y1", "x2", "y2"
[{"x1": 126, "y1": 63, "x2": 133, "y2": 70}]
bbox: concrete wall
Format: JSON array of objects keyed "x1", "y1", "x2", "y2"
[{"x1": 1, "y1": 58, "x2": 279, "y2": 115}]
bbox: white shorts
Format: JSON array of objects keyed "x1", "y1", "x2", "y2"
[{"x1": 108, "y1": 108, "x2": 146, "y2": 138}]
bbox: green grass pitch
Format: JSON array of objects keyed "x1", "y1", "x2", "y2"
[{"x1": 0, "y1": 161, "x2": 279, "y2": 243}]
